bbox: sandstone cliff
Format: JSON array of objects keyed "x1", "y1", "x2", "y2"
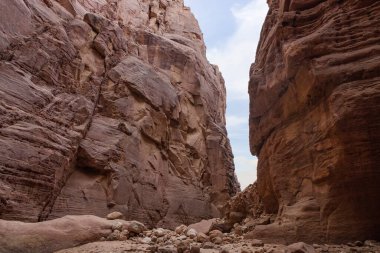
[
  {"x1": 249, "y1": 0, "x2": 380, "y2": 243},
  {"x1": 0, "y1": 0, "x2": 239, "y2": 228}
]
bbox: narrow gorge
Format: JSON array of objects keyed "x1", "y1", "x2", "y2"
[{"x1": 0, "y1": 0, "x2": 379, "y2": 252}]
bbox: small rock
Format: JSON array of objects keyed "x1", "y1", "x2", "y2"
[
  {"x1": 107, "y1": 230, "x2": 121, "y2": 241},
  {"x1": 188, "y1": 219, "x2": 216, "y2": 234},
  {"x1": 187, "y1": 228, "x2": 198, "y2": 239},
  {"x1": 176, "y1": 225, "x2": 188, "y2": 235},
  {"x1": 178, "y1": 235, "x2": 187, "y2": 241},
  {"x1": 106, "y1": 211, "x2": 124, "y2": 220},
  {"x1": 147, "y1": 245, "x2": 158, "y2": 253},
  {"x1": 202, "y1": 242, "x2": 215, "y2": 249},
  {"x1": 286, "y1": 242, "x2": 316, "y2": 253},
  {"x1": 127, "y1": 220, "x2": 147, "y2": 234},
  {"x1": 222, "y1": 236, "x2": 233, "y2": 243},
  {"x1": 196, "y1": 232, "x2": 209, "y2": 243},
  {"x1": 154, "y1": 228, "x2": 166, "y2": 237},
  {"x1": 364, "y1": 240, "x2": 379, "y2": 247},
  {"x1": 190, "y1": 245, "x2": 201, "y2": 253},
  {"x1": 212, "y1": 236, "x2": 223, "y2": 245},
  {"x1": 158, "y1": 245, "x2": 176, "y2": 253},
  {"x1": 120, "y1": 230, "x2": 129, "y2": 240},
  {"x1": 241, "y1": 248, "x2": 253, "y2": 253},
  {"x1": 177, "y1": 242, "x2": 188, "y2": 253},
  {"x1": 354, "y1": 241, "x2": 364, "y2": 247},
  {"x1": 112, "y1": 221, "x2": 123, "y2": 231},
  {"x1": 251, "y1": 239, "x2": 264, "y2": 247},
  {"x1": 209, "y1": 230, "x2": 223, "y2": 239},
  {"x1": 220, "y1": 248, "x2": 230, "y2": 253},
  {"x1": 140, "y1": 237, "x2": 152, "y2": 244}
]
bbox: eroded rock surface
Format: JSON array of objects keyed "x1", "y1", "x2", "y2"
[
  {"x1": 0, "y1": 0, "x2": 239, "y2": 227},
  {"x1": 248, "y1": 0, "x2": 380, "y2": 243},
  {"x1": 0, "y1": 215, "x2": 146, "y2": 253}
]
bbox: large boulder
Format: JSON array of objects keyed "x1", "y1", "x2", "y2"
[{"x1": 0, "y1": 215, "x2": 144, "y2": 253}]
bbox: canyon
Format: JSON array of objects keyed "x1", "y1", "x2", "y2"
[{"x1": 0, "y1": 0, "x2": 380, "y2": 252}]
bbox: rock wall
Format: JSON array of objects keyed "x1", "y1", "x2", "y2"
[
  {"x1": 0, "y1": 0, "x2": 239, "y2": 228},
  {"x1": 249, "y1": 0, "x2": 380, "y2": 243}
]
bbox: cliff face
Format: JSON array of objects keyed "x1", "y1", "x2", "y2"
[
  {"x1": 0, "y1": 0, "x2": 239, "y2": 228},
  {"x1": 249, "y1": 0, "x2": 380, "y2": 243}
]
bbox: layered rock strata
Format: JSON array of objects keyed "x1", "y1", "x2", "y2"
[
  {"x1": 0, "y1": 0, "x2": 239, "y2": 228},
  {"x1": 249, "y1": 0, "x2": 380, "y2": 243}
]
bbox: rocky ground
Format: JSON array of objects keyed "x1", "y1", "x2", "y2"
[{"x1": 55, "y1": 212, "x2": 380, "y2": 253}]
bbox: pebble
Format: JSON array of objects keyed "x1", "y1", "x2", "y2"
[
  {"x1": 209, "y1": 230, "x2": 223, "y2": 239},
  {"x1": 106, "y1": 211, "x2": 124, "y2": 220},
  {"x1": 127, "y1": 221, "x2": 147, "y2": 234},
  {"x1": 187, "y1": 228, "x2": 198, "y2": 239},
  {"x1": 147, "y1": 246, "x2": 158, "y2": 253},
  {"x1": 157, "y1": 245, "x2": 176, "y2": 253},
  {"x1": 212, "y1": 236, "x2": 223, "y2": 245},
  {"x1": 190, "y1": 245, "x2": 201, "y2": 253},
  {"x1": 251, "y1": 239, "x2": 264, "y2": 247},
  {"x1": 154, "y1": 228, "x2": 166, "y2": 237},
  {"x1": 202, "y1": 242, "x2": 216, "y2": 249},
  {"x1": 140, "y1": 237, "x2": 152, "y2": 244},
  {"x1": 175, "y1": 225, "x2": 188, "y2": 235},
  {"x1": 111, "y1": 221, "x2": 124, "y2": 232},
  {"x1": 196, "y1": 232, "x2": 209, "y2": 243}
]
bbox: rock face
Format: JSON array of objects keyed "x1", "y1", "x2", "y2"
[
  {"x1": 0, "y1": 215, "x2": 145, "y2": 253},
  {"x1": 249, "y1": 0, "x2": 380, "y2": 243},
  {"x1": 0, "y1": 0, "x2": 239, "y2": 227}
]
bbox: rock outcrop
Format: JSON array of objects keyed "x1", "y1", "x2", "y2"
[
  {"x1": 249, "y1": 0, "x2": 380, "y2": 243},
  {"x1": 0, "y1": 0, "x2": 239, "y2": 228},
  {"x1": 0, "y1": 215, "x2": 146, "y2": 253}
]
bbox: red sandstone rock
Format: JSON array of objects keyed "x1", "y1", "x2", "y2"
[
  {"x1": 248, "y1": 0, "x2": 380, "y2": 244},
  {"x1": 0, "y1": 215, "x2": 144, "y2": 253},
  {"x1": 0, "y1": 0, "x2": 239, "y2": 227}
]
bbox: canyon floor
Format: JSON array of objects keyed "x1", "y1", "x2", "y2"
[
  {"x1": 2, "y1": 214, "x2": 379, "y2": 253},
  {"x1": 57, "y1": 230, "x2": 380, "y2": 253},
  {"x1": 57, "y1": 240, "x2": 380, "y2": 253}
]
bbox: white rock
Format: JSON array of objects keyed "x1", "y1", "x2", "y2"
[
  {"x1": 106, "y1": 211, "x2": 124, "y2": 220},
  {"x1": 186, "y1": 228, "x2": 197, "y2": 239},
  {"x1": 154, "y1": 228, "x2": 166, "y2": 237},
  {"x1": 140, "y1": 237, "x2": 152, "y2": 244},
  {"x1": 112, "y1": 221, "x2": 123, "y2": 232}
]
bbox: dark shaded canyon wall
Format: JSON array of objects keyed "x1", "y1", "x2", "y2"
[
  {"x1": 0, "y1": 0, "x2": 240, "y2": 228},
  {"x1": 249, "y1": 0, "x2": 380, "y2": 244}
]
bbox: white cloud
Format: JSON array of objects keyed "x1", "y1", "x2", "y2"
[
  {"x1": 207, "y1": 0, "x2": 268, "y2": 101},
  {"x1": 226, "y1": 115, "x2": 247, "y2": 128},
  {"x1": 234, "y1": 156, "x2": 258, "y2": 190}
]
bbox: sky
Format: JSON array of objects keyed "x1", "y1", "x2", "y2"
[{"x1": 183, "y1": 0, "x2": 268, "y2": 189}]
